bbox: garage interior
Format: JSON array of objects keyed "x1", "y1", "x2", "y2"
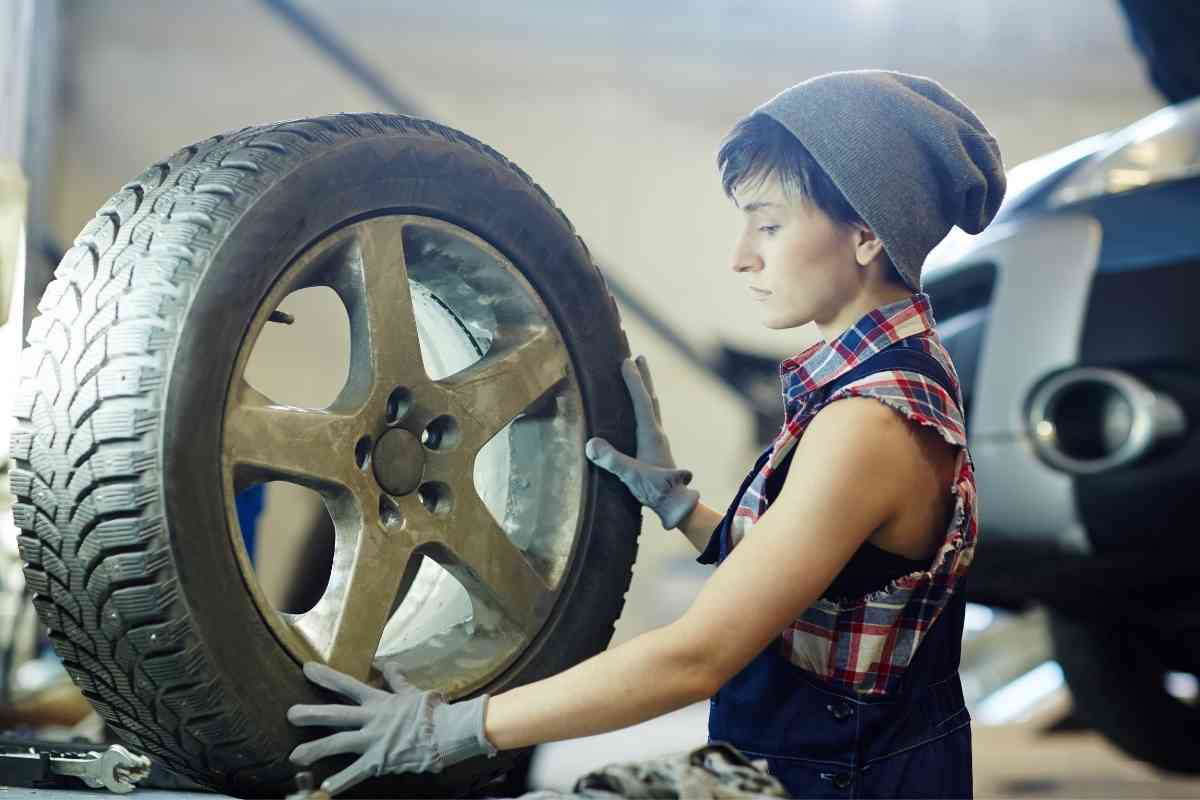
[{"x1": 2, "y1": 0, "x2": 1199, "y2": 797}]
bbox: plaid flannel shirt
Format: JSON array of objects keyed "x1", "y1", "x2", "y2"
[{"x1": 727, "y1": 291, "x2": 977, "y2": 696}]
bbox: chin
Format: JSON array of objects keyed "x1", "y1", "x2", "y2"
[{"x1": 759, "y1": 308, "x2": 811, "y2": 330}]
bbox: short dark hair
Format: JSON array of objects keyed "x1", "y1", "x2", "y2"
[{"x1": 718, "y1": 113, "x2": 906, "y2": 286}]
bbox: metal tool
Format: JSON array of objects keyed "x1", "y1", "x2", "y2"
[
  {"x1": 0, "y1": 741, "x2": 151, "y2": 793},
  {"x1": 46, "y1": 743, "x2": 152, "y2": 793},
  {"x1": 285, "y1": 771, "x2": 331, "y2": 800}
]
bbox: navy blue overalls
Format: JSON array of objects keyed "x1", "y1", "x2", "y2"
[{"x1": 699, "y1": 342, "x2": 973, "y2": 799}]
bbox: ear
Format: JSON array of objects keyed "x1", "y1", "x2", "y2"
[{"x1": 852, "y1": 224, "x2": 885, "y2": 268}]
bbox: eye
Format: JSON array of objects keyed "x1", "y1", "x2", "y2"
[{"x1": 758, "y1": 225, "x2": 780, "y2": 235}]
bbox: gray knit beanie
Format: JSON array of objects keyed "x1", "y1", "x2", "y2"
[{"x1": 755, "y1": 70, "x2": 1006, "y2": 292}]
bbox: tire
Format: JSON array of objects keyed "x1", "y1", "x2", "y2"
[
  {"x1": 9, "y1": 113, "x2": 642, "y2": 796},
  {"x1": 1048, "y1": 609, "x2": 1200, "y2": 774}
]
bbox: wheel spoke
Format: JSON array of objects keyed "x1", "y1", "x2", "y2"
[
  {"x1": 342, "y1": 218, "x2": 426, "y2": 389},
  {"x1": 423, "y1": 484, "x2": 552, "y2": 636},
  {"x1": 438, "y1": 325, "x2": 569, "y2": 449},
  {"x1": 294, "y1": 494, "x2": 421, "y2": 679},
  {"x1": 225, "y1": 213, "x2": 588, "y2": 697},
  {"x1": 225, "y1": 380, "x2": 362, "y2": 491}
]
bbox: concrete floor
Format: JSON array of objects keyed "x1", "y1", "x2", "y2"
[
  {"x1": 973, "y1": 723, "x2": 1200, "y2": 799},
  {"x1": 4, "y1": 714, "x2": 1200, "y2": 799}
]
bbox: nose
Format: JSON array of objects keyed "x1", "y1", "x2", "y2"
[{"x1": 730, "y1": 229, "x2": 761, "y2": 274}]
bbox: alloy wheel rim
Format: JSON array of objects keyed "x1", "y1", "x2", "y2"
[{"x1": 220, "y1": 214, "x2": 587, "y2": 696}]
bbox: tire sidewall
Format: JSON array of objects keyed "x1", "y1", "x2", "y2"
[
  {"x1": 161, "y1": 131, "x2": 640, "y2": 792},
  {"x1": 1048, "y1": 609, "x2": 1200, "y2": 774}
]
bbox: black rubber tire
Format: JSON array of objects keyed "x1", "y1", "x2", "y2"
[
  {"x1": 1047, "y1": 609, "x2": 1200, "y2": 774},
  {"x1": 9, "y1": 113, "x2": 642, "y2": 797}
]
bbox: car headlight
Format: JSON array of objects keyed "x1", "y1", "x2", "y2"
[{"x1": 1049, "y1": 97, "x2": 1200, "y2": 208}]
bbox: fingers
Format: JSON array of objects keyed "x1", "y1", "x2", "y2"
[
  {"x1": 621, "y1": 357, "x2": 660, "y2": 430},
  {"x1": 379, "y1": 660, "x2": 416, "y2": 693},
  {"x1": 585, "y1": 437, "x2": 639, "y2": 478},
  {"x1": 302, "y1": 661, "x2": 372, "y2": 703},
  {"x1": 634, "y1": 355, "x2": 663, "y2": 422},
  {"x1": 584, "y1": 436, "x2": 607, "y2": 463},
  {"x1": 289, "y1": 730, "x2": 370, "y2": 766},
  {"x1": 321, "y1": 755, "x2": 377, "y2": 797},
  {"x1": 287, "y1": 703, "x2": 370, "y2": 728}
]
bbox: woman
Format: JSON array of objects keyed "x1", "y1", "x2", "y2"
[{"x1": 287, "y1": 70, "x2": 1006, "y2": 798}]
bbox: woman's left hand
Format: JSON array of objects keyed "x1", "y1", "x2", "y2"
[{"x1": 287, "y1": 661, "x2": 497, "y2": 795}]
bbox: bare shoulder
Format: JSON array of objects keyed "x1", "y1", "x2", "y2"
[
  {"x1": 805, "y1": 395, "x2": 960, "y2": 557},
  {"x1": 803, "y1": 395, "x2": 910, "y2": 447},
  {"x1": 802, "y1": 395, "x2": 958, "y2": 494}
]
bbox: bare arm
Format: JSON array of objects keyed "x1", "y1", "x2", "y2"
[
  {"x1": 676, "y1": 500, "x2": 725, "y2": 553},
  {"x1": 484, "y1": 397, "x2": 910, "y2": 752},
  {"x1": 483, "y1": 620, "x2": 716, "y2": 750}
]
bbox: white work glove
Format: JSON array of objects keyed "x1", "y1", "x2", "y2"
[
  {"x1": 288, "y1": 661, "x2": 497, "y2": 796},
  {"x1": 585, "y1": 355, "x2": 700, "y2": 530}
]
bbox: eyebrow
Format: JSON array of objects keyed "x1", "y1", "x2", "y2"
[{"x1": 741, "y1": 201, "x2": 780, "y2": 213}]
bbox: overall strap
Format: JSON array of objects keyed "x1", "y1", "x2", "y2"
[
  {"x1": 768, "y1": 340, "x2": 956, "y2": 485},
  {"x1": 824, "y1": 339, "x2": 955, "y2": 399},
  {"x1": 700, "y1": 339, "x2": 958, "y2": 566}
]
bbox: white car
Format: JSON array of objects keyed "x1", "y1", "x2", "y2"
[{"x1": 920, "y1": 95, "x2": 1200, "y2": 773}]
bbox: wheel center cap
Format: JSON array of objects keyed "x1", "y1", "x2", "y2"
[{"x1": 372, "y1": 429, "x2": 425, "y2": 496}]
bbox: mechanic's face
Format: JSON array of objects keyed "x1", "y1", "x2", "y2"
[{"x1": 729, "y1": 175, "x2": 867, "y2": 334}]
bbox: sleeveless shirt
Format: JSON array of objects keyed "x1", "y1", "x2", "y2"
[{"x1": 698, "y1": 291, "x2": 977, "y2": 697}]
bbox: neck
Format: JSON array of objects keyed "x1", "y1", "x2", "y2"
[{"x1": 815, "y1": 283, "x2": 915, "y2": 344}]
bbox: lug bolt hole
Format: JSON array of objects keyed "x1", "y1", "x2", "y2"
[
  {"x1": 355, "y1": 435, "x2": 372, "y2": 470},
  {"x1": 418, "y1": 482, "x2": 453, "y2": 515},
  {"x1": 387, "y1": 387, "x2": 413, "y2": 425},
  {"x1": 379, "y1": 494, "x2": 404, "y2": 529},
  {"x1": 421, "y1": 415, "x2": 460, "y2": 451}
]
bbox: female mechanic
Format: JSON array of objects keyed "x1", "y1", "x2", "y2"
[{"x1": 286, "y1": 69, "x2": 1006, "y2": 799}]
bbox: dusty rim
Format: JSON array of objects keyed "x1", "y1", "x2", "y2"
[{"x1": 220, "y1": 213, "x2": 588, "y2": 697}]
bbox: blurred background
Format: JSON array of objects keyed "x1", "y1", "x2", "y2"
[{"x1": 3, "y1": 1, "x2": 1200, "y2": 797}]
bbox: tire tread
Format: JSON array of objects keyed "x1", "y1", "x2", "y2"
[{"x1": 12, "y1": 112, "x2": 631, "y2": 792}]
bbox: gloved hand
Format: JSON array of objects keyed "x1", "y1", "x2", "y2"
[
  {"x1": 287, "y1": 661, "x2": 497, "y2": 796},
  {"x1": 585, "y1": 355, "x2": 700, "y2": 530}
]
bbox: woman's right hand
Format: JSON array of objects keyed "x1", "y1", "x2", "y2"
[{"x1": 585, "y1": 355, "x2": 700, "y2": 530}]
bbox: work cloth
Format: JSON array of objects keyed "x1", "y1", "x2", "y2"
[
  {"x1": 698, "y1": 292, "x2": 976, "y2": 797},
  {"x1": 756, "y1": 70, "x2": 1006, "y2": 292},
  {"x1": 699, "y1": 291, "x2": 975, "y2": 696},
  {"x1": 512, "y1": 743, "x2": 788, "y2": 799}
]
